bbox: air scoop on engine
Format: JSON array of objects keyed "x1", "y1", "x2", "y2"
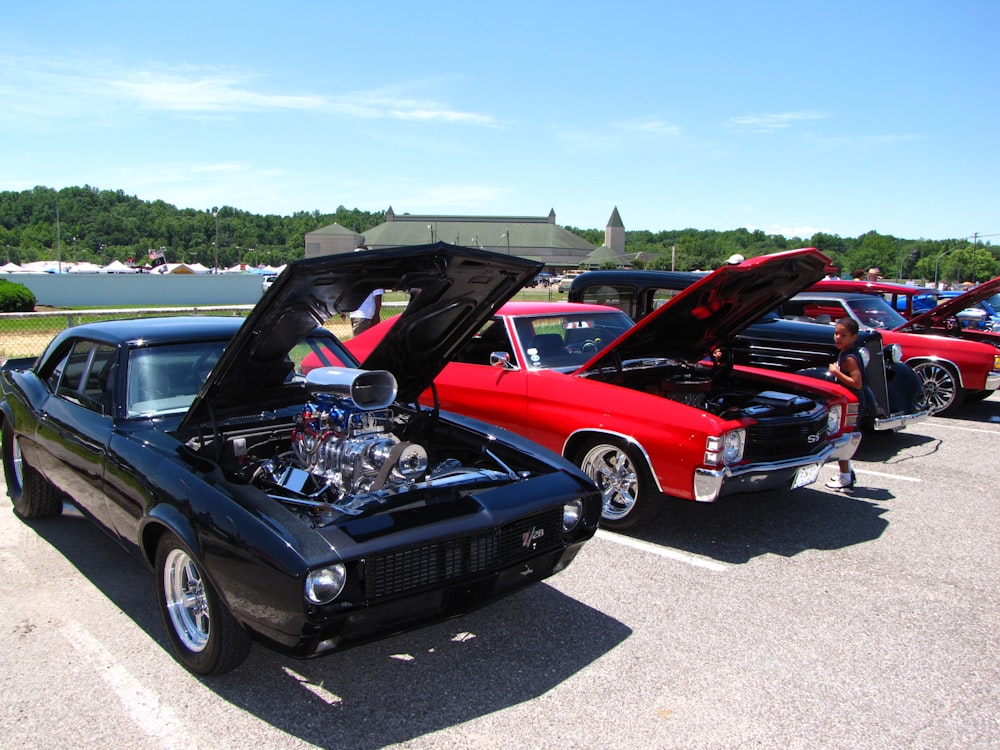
[{"x1": 305, "y1": 367, "x2": 398, "y2": 408}]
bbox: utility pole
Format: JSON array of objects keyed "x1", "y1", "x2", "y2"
[{"x1": 972, "y1": 232, "x2": 979, "y2": 284}]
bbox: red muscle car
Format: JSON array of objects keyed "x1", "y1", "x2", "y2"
[
  {"x1": 348, "y1": 248, "x2": 861, "y2": 530},
  {"x1": 811, "y1": 277, "x2": 1000, "y2": 348}
]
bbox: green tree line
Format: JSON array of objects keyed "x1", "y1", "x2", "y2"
[
  {"x1": 1, "y1": 186, "x2": 994, "y2": 285},
  {"x1": 565, "y1": 226, "x2": 997, "y2": 285},
  {"x1": 0, "y1": 186, "x2": 385, "y2": 270}
]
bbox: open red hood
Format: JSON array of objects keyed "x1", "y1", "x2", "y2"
[
  {"x1": 899, "y1": 276, "x2": 1000, "y2": 332},
  {"x1": 578, "y1": 248, "x2": 831, "y2": 371}
]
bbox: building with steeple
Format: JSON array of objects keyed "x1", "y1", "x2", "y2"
[{"x1": 304, "y1": 207, "x2": 631, "y2": 271}]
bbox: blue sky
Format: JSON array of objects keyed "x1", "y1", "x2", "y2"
[{"x1": 1, "y1": 1, "x2": 996, "y2": 241}]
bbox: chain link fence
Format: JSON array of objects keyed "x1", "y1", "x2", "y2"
[{"x1": 0, "y1": 306, "x2": 357, "y2": 362}]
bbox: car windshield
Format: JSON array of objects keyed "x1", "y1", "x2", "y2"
[
  {"x1": 127, "y1": 330, "x2": 355, "y2": 418},
  {"x1": 512, "y1": 311, "x2": 632, "y2": 370},
  {"x1": 127, "y1": 340, "x2": 228, "y2": 418},
  {"x1": 845, "y1": 297, "x2": 909, "y2": 330}
]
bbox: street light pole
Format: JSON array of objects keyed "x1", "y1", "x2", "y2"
[
  {"x1": 212, "y1": 209, "x2": 220, "y2": 273},
  {"x1": 934, "y1": 249, "x2": 951, "y2": 288}
]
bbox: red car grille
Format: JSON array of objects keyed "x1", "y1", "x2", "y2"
[
  {"x1": 744, "y1": 414, "x2": 829, "y2": 460},
  {"x1": 364, "y1": 508, "x2": 564, "y2": 600}
]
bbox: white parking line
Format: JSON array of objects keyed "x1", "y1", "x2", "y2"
[
  {"x1": 927, "y1": 422, "x2": 1000, "y2": 435},
  {"x1": 854, "y1": 468, "x2": 922, "y2": 483},
  {"x1": 595, "y1": 529, "x2": 729, "y2": 571},
  {"x1": 62, "y1": 621, "x2": 195, "y2": 750}
]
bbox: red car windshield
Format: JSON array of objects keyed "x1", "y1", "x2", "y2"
[{"x1": 512, "y1": 311, "x2": 632, "y2": 370}]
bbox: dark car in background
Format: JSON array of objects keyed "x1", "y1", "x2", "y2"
[
  {"x1": 569, "y1": 267, "x2": 929, "y2": 430},
  {"x1": 0, "y1": 244, "x2": 601, "y2": 676},
  {"x1": 783, "y1": 291, "x2": 1000, "y2": 414}
]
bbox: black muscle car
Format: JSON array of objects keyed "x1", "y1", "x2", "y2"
[
  {"x1": 1, "y1": 244, "x2": 601, "y2": 676},
  {"x1": 569, "y1": 266, "x2": 929, "y2": 431}
]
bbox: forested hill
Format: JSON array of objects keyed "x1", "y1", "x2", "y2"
[{"x1": 0, "y1": 185, "x2": 994, "y2": 283}]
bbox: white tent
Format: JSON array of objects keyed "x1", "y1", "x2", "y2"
[
  {"x1": 100, "y1": 260, "x2": 138, "y2": 273},
  {"x1": 67, "y1": 262, "x2": 103, "y2": 274},
  {"x1": 0, "y1": 262, "x2": 24, "y2": 273}
]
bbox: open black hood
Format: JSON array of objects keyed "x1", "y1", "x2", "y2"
[
  {"x1": 579, "y1": 247, "x2": 831, "y2": 371},
  {"x1": 181, "y1": 243, "x2": 541, "y2": 429}
]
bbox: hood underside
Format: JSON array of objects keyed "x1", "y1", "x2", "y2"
[
  {"x1": 181, "y1": 243, "x2": 542, "y2": 428},
  {"x1": 580, "y1": 247, "x2": 832, "y2": 371},
  {"x1": 899, "y1": 276, "x2": 1000, "y2": 332}
]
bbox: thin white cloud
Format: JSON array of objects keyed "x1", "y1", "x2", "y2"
[
  {"x1": 110, "y1": 71, "x2": 326, "y2": 112},
  {"x1": 0, "y1": 53, "x2": 494, "y2": 126},
  {"x1": 726, "y1": 111, "x2": 827, "y2": 133}
]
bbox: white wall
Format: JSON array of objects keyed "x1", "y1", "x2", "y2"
[{"x1": 7, "y1": 273, "x2": 266, "y2": 307}]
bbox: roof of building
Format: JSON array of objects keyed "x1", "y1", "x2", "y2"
[
  {"x1": 584, "y1": 244, "x2": 629, "y2": 266},
  {"x1": 308, "y1": 222, "x2": 362, "y2": 237},
  {"x1": 350, "y1": 209, "x2": 598, "y2": 267}
]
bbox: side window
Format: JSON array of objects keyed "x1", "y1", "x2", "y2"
[
  {"x1": 44, "y1": 346, "x2": 72, "y2": 393},
  {"x1": 454, "y1": 320, "x2": 511, "y2": 366},
  {"x1": 53, "y1": 340, "x2": 118, "y2": 415},
  {"x1": 581, "y1": 285, "x2": 634, "y2": 318},
  {"x1": 646, "y1": 288, "x2": 680, "y2": 318}
]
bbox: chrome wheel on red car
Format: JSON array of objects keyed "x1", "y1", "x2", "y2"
[
  {"x1": 911, "y1": 360, "x2": 963, "y2": 416},
  {"x1": 577, "y1": 439, "x2": 659, "y2": 530}
]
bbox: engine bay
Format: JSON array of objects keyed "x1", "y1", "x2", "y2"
[
  {"x1": 189, "y1": 367, "x2": 530, "y2": 527},
  {"x1": 592, "y1": 356, "x2": 821, "y2": 420}
]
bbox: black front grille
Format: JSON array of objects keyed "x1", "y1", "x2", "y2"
[
  {"x1": 744, "y1": 413, "x2": 829, "y2": 460},
  {"x1": 364, "y1": 508, "x2": 564, "y2": 600}
]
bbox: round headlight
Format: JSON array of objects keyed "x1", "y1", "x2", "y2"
[
  {"x1": 723, "y1": 429, "x2": 745, "y2": 464},
  {"x1": 827, "y1": 404, "x2": 843, "y2": 434},
  {"x1": 305, "y1": 564, "x2": 347, "y2": 605},
  {"x1": 562, "y1": 499, "x2": 583, "y2": 531},
  {"x1": 884, "y1": 343, "x2": 903, "y2": 364}
]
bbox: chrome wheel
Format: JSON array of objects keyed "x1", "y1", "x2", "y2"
[
  {"x1": 580, "y1": 443, "x2": 639, "y2": 522},
  {"x1": 577, "y1": 439, "x2": 661, "y2": 530},
  {"x1": 154, "y1": 532, "x2": 251, "y2": 675},
  {"x1": 4, "y1": 425, "x2": 23, "y2": 495},
  {"x1": 912, "y1": 361, "x2": 962, "y2": 415},
  {"x1": 162, "y1": 548, "x2": 210, "y2": 653}
]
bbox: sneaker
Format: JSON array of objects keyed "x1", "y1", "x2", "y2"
[{"x1": 825, "y1": 472, "x2": 855, "y2": 490}]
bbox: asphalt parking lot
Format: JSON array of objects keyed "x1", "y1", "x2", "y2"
[{"x1": 2, "y1": 397, "x2": 999, "y2": 749}]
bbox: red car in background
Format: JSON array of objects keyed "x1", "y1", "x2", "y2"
[
  {"x1": 810, "y1": 279, "x2": 939, "y2": 318},
  {"x1": 349, "y1": 248, "x2": 861, "y2": 530},
  {"x1": 811, "y1": 277, "x2": 1000, "y2": 348},
  {"x1": 784, "y1": 289, "x2": 1000, "y2": 414}
]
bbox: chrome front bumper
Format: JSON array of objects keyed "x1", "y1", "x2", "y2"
[
  {"x1": 873, "y1": 408, "x2": 932, "y2": 431},
  {"x1": 692, "y1": 431, "x2": 861, "y2": 502},
  {"x1": 985, "y1": 372, "x2": 1000, "y2": 391}
]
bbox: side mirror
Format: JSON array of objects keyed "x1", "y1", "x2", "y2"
[{"x1": 490, "y1": 351, "x2": 516, "y2": 369}]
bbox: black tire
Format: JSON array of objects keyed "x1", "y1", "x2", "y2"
[
  {"x1": 911, "y1": 361, "x2": 964, "y2": 416},
  {"x1": 576, "y1": 437, "x2": 661, "y2": 530},
  {"x1": 154, "y1": 532, "x2": 251, "y2": 676},
  {"x1": 3, "y1": 420, "x2": 62, "y2": 519}
]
